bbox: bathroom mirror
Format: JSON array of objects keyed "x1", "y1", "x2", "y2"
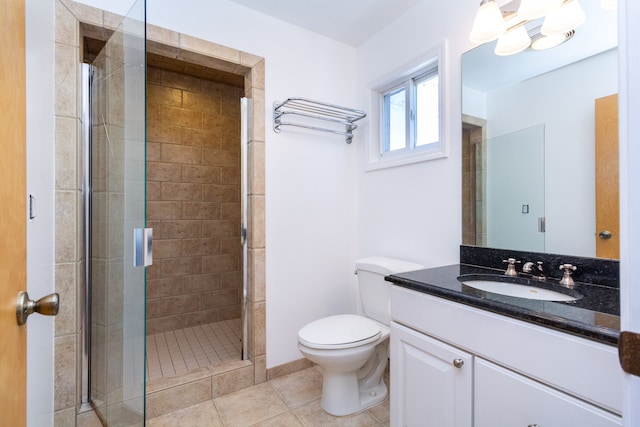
[{"x1": 461, "y1": 1, "x2": 618, "y2": 259}]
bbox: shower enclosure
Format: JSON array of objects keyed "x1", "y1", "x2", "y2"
[
  {"x1": 81, "y1": 0, "x2": 147, "y2": 424},
  {"x1": 80, "y1": 1, "x2": 250, "y2": 423}
]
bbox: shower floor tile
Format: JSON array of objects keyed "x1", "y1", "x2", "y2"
[{"x1": 146, "y1": 318, "x2": 242, "y2": 381}]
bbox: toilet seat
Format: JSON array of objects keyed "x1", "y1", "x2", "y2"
[{"x1": 298, "y1": 314, "x2": 381, "y2": 350}]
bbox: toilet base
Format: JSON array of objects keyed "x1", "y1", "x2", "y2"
[
  {"x1": 319, "y1": 370, "x2": 388, "y2": 416},
  {"x1": 318, "y1": 343, "x2": 389, "y2": 416},
  {"x1": 358, "y1": 378, "x2": 388, "y2": 412}
]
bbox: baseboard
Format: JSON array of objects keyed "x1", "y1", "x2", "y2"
[{"x1": 266, "y1": 358, "x2": 314, "y2": 381}]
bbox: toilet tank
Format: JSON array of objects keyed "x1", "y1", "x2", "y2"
[{"x1": 356, "y1": 257, "x2": 425, "y2": 325}]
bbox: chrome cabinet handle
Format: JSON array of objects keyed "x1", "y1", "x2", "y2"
[
  {"x1": 528, "y1": 424, "x2": 540, "y2": 427},
  {"x1": 16, "y1": 291, "x2": 59, "y2": 326},
  {"x1": 453, "y1": 358, "x2": 464, "y2": 368}
]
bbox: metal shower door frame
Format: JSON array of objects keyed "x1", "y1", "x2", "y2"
[{"x1": 241, "y1": 97, "x2": 250, "y2": 361}]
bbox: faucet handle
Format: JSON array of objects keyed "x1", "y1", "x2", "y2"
[
  {"x1": 559, "y1": 264, "x2": 577, "y2": 288},
  {"x1": 502, "y1": 258, "x2": 520, "y2": 276},
  {"x1": 559, "y1": 263, "x2": 577, "y2": 272}
]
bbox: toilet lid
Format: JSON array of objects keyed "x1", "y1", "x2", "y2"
[{"x1": 298, "y1": 314, "x2": 381, "y2": 350}]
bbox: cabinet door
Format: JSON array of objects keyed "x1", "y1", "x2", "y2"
[
  {"x1": 390, "y1": 321, "x2": 472, "y2": 427},
  {"x1": 475, "y1": 358, "x2": 622, "y2": 427}
]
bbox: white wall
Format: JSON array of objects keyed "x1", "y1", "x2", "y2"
[
  {"x1": 356, "y1": 0, "x2": 476, "y2": 268},
  {"x1": 486, "y1": 49, "x2": 618, "y2": 256},
  {"x1": 77, "y1": 0, "x2": 361, "y2": 369},
  {"x1": 26, "y1": 0, "x2": 55, "y2": 425}
]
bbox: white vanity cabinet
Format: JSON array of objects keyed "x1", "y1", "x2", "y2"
[
  {"x1": 390, "y1": 286, "x2": 623, "y2": 427},
  {"x1": 475, "y1": 358, "x2": 621, "y2": 427},
  {"x1": 391, "y1": 322, "x2": 472, "y2": 426}
]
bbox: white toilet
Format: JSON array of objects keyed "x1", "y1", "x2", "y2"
[{"x1": 297, "y1": 257, "x2": 424, "y2": 416}]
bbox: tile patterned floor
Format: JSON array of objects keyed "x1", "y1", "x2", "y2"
[
  {"x1": 147, "y1": 319, "x2": 242, "y2": 381},
  {"x1": 147, "y1": 366, "x2": 391, "y2": 427}
]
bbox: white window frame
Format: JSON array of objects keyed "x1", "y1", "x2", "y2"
[{"x1": 366, "y1": 41, "x2": 448, "y2": 171}]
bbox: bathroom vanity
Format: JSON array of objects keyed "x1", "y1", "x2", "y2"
[{"x1": 387, "y1": 262, "x2": 622, "y2": 426}]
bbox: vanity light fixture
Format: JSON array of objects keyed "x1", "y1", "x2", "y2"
[
  {"x1": 541, "y1": 0, "x2": 586, "y2": 36},
  {"x1": 530, "y1": 29, "x2": 575, "y2": 51},
  {"x1": 517, "y1": 0, "x2": 563, "y2": 21},
  {"x1": 469, "y1": 0, "x2": 590, "y2": 56},
  {"x1": 495, "y1": 25, "x2": 531, "y2": 56},
  {"x1": 469, "y1": 0, "x2": 506, "y2": 44}
]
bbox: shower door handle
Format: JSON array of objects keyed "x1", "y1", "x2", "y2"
[
  {"x1": 16, "y1": 291, "x2": 59, "y2": 325},
  {"x1": 134, "y1": 228, "x2": 153, "y2": 267}
]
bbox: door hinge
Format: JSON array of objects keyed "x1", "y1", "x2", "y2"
[
  {"x1": 618, "y1": 331, "x2": 640, "y2": 377},
  {"x1": 240, "y1": 224, "x2": 247, "y2": 246}
]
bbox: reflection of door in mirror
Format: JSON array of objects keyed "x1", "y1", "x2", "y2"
[
  {"x1": 462, "y1": 115, "x2": 486, "y2": 246},
  {"x1": 595, "y1": 94, "x2": 619, "y2": 259},
  {"x1": 462, "y1": 118, "x2": 545, "y2": 252},
  {"x1": 486, "y1": 125, "x2": 545, "y2": 252}
]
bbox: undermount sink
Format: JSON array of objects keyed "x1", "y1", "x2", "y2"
[{"x1": 458, "y1": 276, "x2": 582, "y2": 302}]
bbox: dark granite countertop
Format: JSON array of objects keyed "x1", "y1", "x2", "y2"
[{"x1": 386, "y1": 264, "x2": 620, "y2": 346}]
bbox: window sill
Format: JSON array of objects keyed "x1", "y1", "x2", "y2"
[{"x1": 365, "y1": 148, "x2": 448, "y2": 171}]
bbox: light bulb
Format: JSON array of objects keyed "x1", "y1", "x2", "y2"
[
  {"x1": 470, "y1": 0, "x2": 506, "y2": 44},
  {"x1": 541, "y1": 0, "x2": 586, "y2": 36}
]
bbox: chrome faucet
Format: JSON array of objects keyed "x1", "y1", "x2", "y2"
[
  {"x1": 559, "y1": 264, "x2": 577, "y2": 288},
  {"x1": 502, "y1": 258, "x2": 520, "y2": 276},
  {"x1": 523, "y1": 261, "x2": 545, "y2": 281}
]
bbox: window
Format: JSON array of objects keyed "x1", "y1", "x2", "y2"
[{"x1": 367, "y1": 43, "x2": 447, "y2": 170}]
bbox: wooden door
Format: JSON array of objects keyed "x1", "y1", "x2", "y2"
[
  {"x1": 0, "y1": 0, "x2": 27, "y2": 425},
  {"x1": 595, "y1": 94, "x2": 619, "y2": 259}
]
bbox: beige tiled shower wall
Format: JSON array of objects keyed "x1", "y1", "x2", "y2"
[
  {"x1": 145, "y1": 66, "x2": 244, "y2": 335},
  {"x1": 461, "y1": 123, "x2": 486, "y2": 247},
  {"x1": 53, "y1": 1, "x2": 83, "y2": 424}
]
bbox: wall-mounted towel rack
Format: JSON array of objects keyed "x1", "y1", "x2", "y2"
[{"x1": 273, "y1": 97, "x2": 367, "y2": 144}]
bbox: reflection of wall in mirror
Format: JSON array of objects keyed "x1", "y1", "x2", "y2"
[{"x1": 465, "y1": 48, "x2": 617, "y2": 257}]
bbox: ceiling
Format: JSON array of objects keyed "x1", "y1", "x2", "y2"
[{"x1": 226, "y1": 0, "x2": 422, "y2": 46}]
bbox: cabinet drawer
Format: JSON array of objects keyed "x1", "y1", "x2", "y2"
[
  {"x1": 391, "y1": 321, "x2": 472, "y2": 427},
  {"x1": 474, "y1": 358, "x2": 621, "y2": 427}
]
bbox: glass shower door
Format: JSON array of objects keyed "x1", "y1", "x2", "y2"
[{"x1": 89, "y1": 0, "x2": 146, "y2": 424}]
